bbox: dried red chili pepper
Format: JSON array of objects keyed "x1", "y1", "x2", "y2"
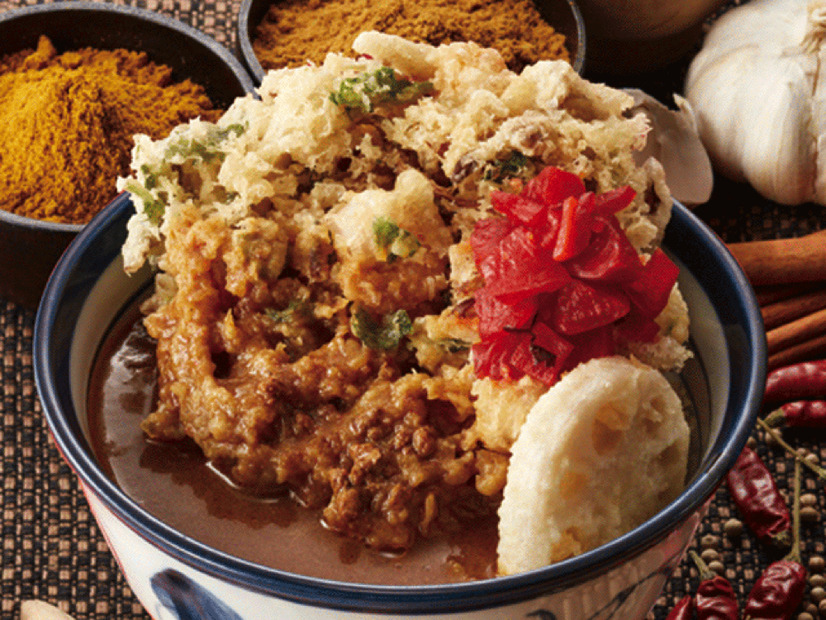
[
  {"x1": 744, "y1": 561, "x2": 807, "y2": 619},
  {"x1": 744, "y1": 460, "x2": 807, "y2": 620},
  {"x1": 690, "y1": 550, "x2": 739, "y2": 620},
  {"x1": 764, "y1": 359, "x2": 826, "y2": 403},
  {"x1": 764, "y1": 399, "x2": 826, "y2": 427},
  {"x1": 725, "y1": 445, "x2": 791, "y2": 550},
  {"x1": 665, "y1": 594, "x2": 694, "y2": 620}
]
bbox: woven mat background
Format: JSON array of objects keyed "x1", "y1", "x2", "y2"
[{"x1": 1, "y1": 0, "x2": 826, "y2": 618}]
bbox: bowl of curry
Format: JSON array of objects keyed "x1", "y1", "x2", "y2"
[
  {"x1": 34, "y1": 34, "x2": 763, "y2": 619},
  {"x1": 0, "y1": 2, "x2": 255, "y2": 310}
]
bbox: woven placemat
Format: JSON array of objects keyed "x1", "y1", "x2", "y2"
[
  {"x1": 0, "y1": 0, "x2": 239, "y2": 49},
  {"x1": 1, "y1": 302, "x2": 149, "y2": 619},
  {"x1": 2, "y1": 1, "x2": 826, "y2": 618},
  {"x1": 0, "y1": 3, "x2": 237, "y2": 618}
]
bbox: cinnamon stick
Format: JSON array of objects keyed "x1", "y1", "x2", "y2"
[
  {"x1": 768, "y1": 332, "x2": 826, "y2": 370},
  {"x1": 755, "y1": 282, "x2": 823, "y2": 307},
  {"x1": 727, "y1": 230, "x2": 826, "y2": 286},
  {"x1": 766, "y1": 307, "x2": 826, "y2": 355},
  {"x1": 762, "y1": 287, "x2": 826, "y2": 330}
]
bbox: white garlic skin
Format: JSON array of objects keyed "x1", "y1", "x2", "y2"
[
  {"x1": 625, "y1": 89, "x2": 714, "y2": 206},
  {"x1": 685, "y1": 0, "x2": 826, "y2": 205}
]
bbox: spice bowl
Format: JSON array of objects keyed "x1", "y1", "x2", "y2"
[
  {"x1": 577, "y1": 0, "x2": 727, "y2": 74},
  {"x1": 34, "y1": 192, "x2": 764, "y2": 619},
  {"x1": 0, "y1": 211, "x2": 82, "y2": 311},
  {"x1": 236, "y1": 0, "x2": 586, "y2": 82},
  {"x1": 0, "y1": 2, "x2": 255, "y2": 310}
]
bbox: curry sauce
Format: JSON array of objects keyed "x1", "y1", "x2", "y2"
[{"x1": 87, "y1": 299, "x2": 498, "y2": 584}]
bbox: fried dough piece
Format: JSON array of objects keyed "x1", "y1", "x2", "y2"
[{"x1": 497, "y1": 356, "x2": 689, "y2": 575}]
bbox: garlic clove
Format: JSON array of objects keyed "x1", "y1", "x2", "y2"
[
  {"x1": 738, "y1": 57, "x2": 816, "y2": 206},
  {"x1": 20, "y1": 600, "x2": 76, "y2": 620},
  {"x1": 625, "y1": 89, "x2": 713, "y2": 206},
  {"x1": 810, "y1": 2, "x2": 826, "y2": 201},
  {"x1": 685, "y1": 49, "x2": 754, "y2": 183}
]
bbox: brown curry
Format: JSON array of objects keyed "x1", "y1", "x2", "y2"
[{"x1": 88, "y1": 299, "x2": 498, "y2": 584}]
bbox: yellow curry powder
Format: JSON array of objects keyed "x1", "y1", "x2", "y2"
[
  {"x1": 253, "y1": 0, "x2": 570, "y2": 73},
  {"x1": 0, "y1": 36, "x2": 222, "y2": 225}
]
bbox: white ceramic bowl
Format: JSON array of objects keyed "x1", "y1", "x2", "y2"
[{"x1": 34, "y1": 193, "x2": 764, "y2": 619}]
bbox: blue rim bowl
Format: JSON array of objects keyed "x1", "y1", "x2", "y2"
[{"x1": 34, "y1": 193, "x2": 765, "y2": 614}]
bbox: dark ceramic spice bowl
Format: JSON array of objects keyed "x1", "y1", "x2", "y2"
[
  {"x1": 237, "y1": 0, "x2": 587, "y2": 83},
  {"x1": 34, "y1": 193, "x2": 765, "y2": 619},
  {"x1": 0, "y1": 2, "x2": 255, "y2": 310}
]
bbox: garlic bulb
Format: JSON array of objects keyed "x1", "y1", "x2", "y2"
[{"x1": 685, "y1": 0, "x2": 826, "y2": 205}]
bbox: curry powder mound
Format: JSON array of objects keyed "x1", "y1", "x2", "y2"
[
  {"x1": 252, "y1": 0, "x2": 569, "y2": 73},
  {"x1": 0, "y1": 36, "x2": 222, "y2": 225}
]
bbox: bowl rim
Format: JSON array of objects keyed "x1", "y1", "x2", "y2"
[
  {"x1": 0, "y1": 1, "x2": 256, "y2": 232},
  {"x1": 558, "y1": 0, "x2": 587, "y2": 74},
  {"x1": 236, "y1": 0, "x2": 587, "y2": 83},
  {"x1": 34, "y1": 194, "x2": 765, "y2": 614},
  {"x1": 0, "y1": 207, "x2": 84, "y2": 233}
]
